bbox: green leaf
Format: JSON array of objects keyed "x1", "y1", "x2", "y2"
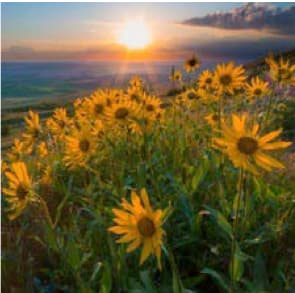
[
  {"x1": 229, "y1": 243, "x2": 247, "y2": 282},
  {"x1": 140, "y1": 270, "x2": 156, "y2": 293},
  {"x1": 90, "y1": 262, "x2": 102, "y2": 284},
  {"x1": 253, "y1": 251, "x2": 269, "y2": 290},
  {"x1": 205, "y1": 206, "x2": 233, "y2": 240},
  {"x1": 66, "y1": 238, "x2": 80, "y2": 271},
  {"x1": 100, "y1": 262, "x2": 112, "y2": 293},
  {"x1": 201, "y1": 268, "x2": 230, "y2": 292},
  {"x1": 191, "y1": 165, "x2": 203, "y2": 190}
]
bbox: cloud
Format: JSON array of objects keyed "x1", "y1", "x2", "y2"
[{"x1": 182, "y1": 3, "x2": 295, "y2": 35}]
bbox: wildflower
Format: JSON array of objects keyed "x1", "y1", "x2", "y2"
[
  {"x1": 37, "y1": 141, "x2": 48, "y2": 158},
  {"x1": 3, "y1": 162, "x2": 33, "y2": 220},
  {"x1": 23, "y1": 111, "x2": 42, "y2": 146},
  {"x1": 205, "y1": 113, "x2": 221, "y2": 128},
  {"x1": 246, "y1": 77, "x2": 269, "y2": 99},
  {"x1": 129, "y1": 76, "x2": 143, "y2": 89},
  {"x1": 64, "y1": 125, "x2": 97, "y2": 169},
  {"x1": 169, "y1": 68, "x2": 182, "y2": 82},
  {"x1": 104, "y1": 99, "x2": 140, "y2": 127},
  {"x1": 265, "y1": 54, "x2": 295, "y2": 85},
  {"x1": 7, "y1": 139, "x2": 28, "y2": 162},
  {"x1": 213, "y1": 62, "x2": 246, "y2": 95},
  {"x1": 46, "y1": 108, "x2": 70, "y2": 137},
  {"x1": 213, "y1": 114, "x2": 292, "y2": 174},
  {"x1": 109, "y1": 189, "x2": 164, "y2": 270},
  {"x1": 142, "y1": 95, "x2": 162, "y2": 120},
  {"x1": 127, "y1": 86, "x2": 144, "y2": 103},
  {"x1": 86, "y1": 92, "x2": 109, "y2": 119},
  {"x1": 198, "y1": 70, "x2": 214, "y2": 89},
  {"x1": 184, "y1": 55, "x2": 200, "y2": 72}
]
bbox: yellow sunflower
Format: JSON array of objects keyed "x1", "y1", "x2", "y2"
[
  {"x1": 169, "y1": 68, "x2": 182, "y2": 82},
  {"x1": 198, "y1": 70, "x2": 214, "y2": 89},
  {"x1": 179, "y1": 88, "x2": 203, "y2": 108},
  {"x1": 205, "y1": 113, "x2": 221, "y2": 128},
  {"x1": 246, "y1": 77, "x2": 269, "y2": 99},
  {"x1": 184, "y1": 55, "x2": 201, "y2": 72},
  {"x1": 126, "y1": 86, "x2": 144, "y2": 103},
  {"x1": 85, "y1": 92, "x2": 109, "y2": 119},
  {"x1": 265, "y1": 54, "x2": 295, "y2": 86},
  {"x1": 213, "y1": 114, "x2": 292, "y2": 174},
  {"x1": 104, "y1": 99, "x2": 141, "y2": 127},
  {"x1": 142, "y1": 95, "x2": 162, "y2": 120},
  {"x1": 64, "y1": 125, "x2": 97, "y2": 169},
  {"x1": 23, "y1": 111, "x2": 42, "y2": 146},
  {"x1": 109, "y1": 189, "x2": 164, "y2": 270},
  {"x1": 3, "y1": 161, "x2": 33, "y2": 220},
  {"x1": 46, "y1": 108, "x2": 71, "y2": 137},
  {"x1": 7, "y1": 138, "x2": 28, "y2": 162},
  {"x1": 213, "y1": 62, "x2": 246, "y2": 95},
  {"x1": 129, "y1": 76, "x2": 143, "y2": 89},
  {"x1": 37, "y1": 141, "x2": 48, "y2": 158}
]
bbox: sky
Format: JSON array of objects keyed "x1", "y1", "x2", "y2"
[{"x1": 2, "y1": 2, "x2": 295, "y2": 61}]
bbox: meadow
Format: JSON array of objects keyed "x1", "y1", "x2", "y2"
[{"x1": 2, "y1": 53, "x2": 295, "y2": 292}]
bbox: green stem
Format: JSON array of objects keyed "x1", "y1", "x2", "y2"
[
  {"x1": 165, "y1": 244, "x2": 184, "y2": 293},
  {"x1": 38, "y1": 196, "x2": 54, "y2": 229},
  {"x1": 230, "y1": 168, "x2": 244, "y2": 292}
]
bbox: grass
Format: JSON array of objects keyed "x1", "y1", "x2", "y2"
[{"x1": 1, "y1": 55, "x2": 295, "y2": 292}]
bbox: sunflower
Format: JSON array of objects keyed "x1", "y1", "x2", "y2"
[
  {"x1": 213, "y1": 114, "x2": 292, "y2": 174},
  {"x1": 142, "y1": 95, "x2": 162, "y2": 120},
  {"x1": 179, "y1": 88, "x2": 202, "y2": 108},
  {"x1": 37, "y1": 141, "x2": 48, "y2": 158},
  {"x1": 63, "y1": 125, "x2": 97, "y2": 169},
  {"x1": 85, "y1": 92, "x2": 109, "y2": 119},
  {"x1": 198, "y1": 70, "x2": 214, "y2": 89},
  {"x1": 46, "y1": 108, "x2": 71, "y2": 137},
  {"x1": 7, "y1": 139, "x2": 27, "y2": 162},
  {"x1": 169, "y1": 68, "x2": 182, "y2": 82},
  {"x1": 109, "y1": 189, "x2": 164, "y2": 270},
  {"x1": 265, "y1": 54, "x2": 295, "y2": 86},
  {"x1": 205, "y1": 113, "x2": 221, "y2": 128},
  {"x1": 129, "y1": 76, "x2": 143, "y2": 89},
  {"x1": 184, "y1": 55, "x2": 201, "y2": 72},
  {"x1": 2, "y1": 161, "x2": 33, "y2": 220},
  {"x1": 126, "y1": 86, "x2": 144, "y2": 103},
  {"x1": 246, "y1": 77, "x2": 269, "y2": 99},
  {"x1": 23, "y1": 111, "x2": 42, "y2": 146},
  {"x1": 104, "y1": 99, "x2": 141, "y2": 127},
  {"x1": 213, "y1": 62, "x2": 246, "y2": 95}
]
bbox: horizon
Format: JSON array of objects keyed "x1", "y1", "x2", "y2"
[{"x1": 2, "y1": 2, "x2": 295, "y2": 62}]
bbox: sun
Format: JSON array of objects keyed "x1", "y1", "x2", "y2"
[{"x1": 118, "y1": 19, "x2": 151, "y2": 50}]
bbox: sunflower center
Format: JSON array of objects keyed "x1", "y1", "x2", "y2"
[
  {"x1": 220, "y1": 74, "x2": 232, "y2": 86},
  {"x1": 254, "y1": 88, "x2": 262, "y2": 96},
  {"x1": 16, "y1": 184, "x2": 29, "y2": 200},
  {"x1": 95, "y1": 104, "x2": 104, "y2": 114},
  {"x1": 137, "y1": 217, "x2": 156, "y2": 237},
  {"x1": 146, "y1": 104, "x2": 155, "y2": 111},
  {"x1": 212, "y1": 114, "x2": 219, "y2": 121},
  {"x1": 188, "y1": 59, "x2": 197, "y2": 67},
  {"x1": 187, "y1": 92, "x2": 199, "y2": 100},
  {"x1": 32, "y1": 128, "x2": 40, "y2": 138},
  {"x1": 58, "y1": 120, "x2": 66, "y2": 129},
  {"x1": 278, "y1": 68, "x2": 291, "y2": 80},
  {"x1": 130, "y1": 94, "x2": 140, "y2": 102},
  {"x1": 237, "y1": 137, "x2": 258, "y2": 155},
  {"x1": 115, "y1": 107, "x2": 129, "y2": 119},
  {"x1": 205, "y1": 78, "x2": 212, "y2": 84},
  {"x1": 79, "y1": 139, "x2": 90, "y2": 153}
]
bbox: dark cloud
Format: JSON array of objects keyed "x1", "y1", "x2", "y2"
[
  {"x1": 179, "y1": 37, "x2": 295, "y2": 59},
  {"x1": 183, "y1": 3, "x2": 295, "y2": 35}
]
